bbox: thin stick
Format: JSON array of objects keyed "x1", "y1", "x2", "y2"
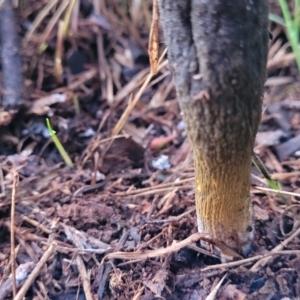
[
  {"x1": 112, "y1": 57, "x2": 168, "y2": 137},
  {"x1": 24, "y1": 0, "x2": 59, "y2": 42},
  {"x1": 147, "y1": 207, "x2": 195, "y2": 224},
  {"x1": 119, "y1": 185, "x2": 192, "y2": 198},
  {"x1": 201, "y1": 254, "x2": 269, "y2": 272},
  {"x1": 63, "y1": 225, "x2": 94, "y2": 300},
  {"x1": 206, "y1": 273, "x2": 227, "y2": 300},
  {"x1": 102, "y1": 233, "x2": 209, "y2": 261},
  {"x1": 0, "y1": 167, "x2": 5, "y2": 197},
  {"x1": 112, "y1": 177, "x2": 194, "y2": 196},
  {"x1": 250, "y1": 227, "x2": 300, "y2": 272},
  {"x1": 75, "y1": 256, "x2": 93, "y2": 300},
  {"x1": 14, "y1": 242, "x2": 56, "y2": 300},
  {"x1": 10, "y1": 171, "x2": 18, "y2": 298},
  {"x1": 98, "y1": 230, "x2": 129, "y2": 299},
  {"x1": 253, "y1": 185, "x2": 300, "y2": 197},
  {"x1": 199, "y1": 250, "x2": 300, "y2": 272},
  {"x1": 0, "y1": 262, "x2": 35, "y2": 300}
]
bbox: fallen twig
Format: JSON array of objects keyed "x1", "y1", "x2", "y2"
[
  {"x1": 147, "y1": 207, "x2": 195, "y2": 224},
  {"x1": 98, "y1": 230, "x2": 129, "y2": 299},
  {"x1": 250, "y1": 227, "x2": 300, "y2": 272},
  {"x1": 10, "y1": 171, "x2": 18, "y2": 298},
  {"x1": 102, "y1": 233, "x2": 237, "y2": 262},
  {"x1": 0, "y1": 262, "x2": 35, "y2": 300},
  {"x1": 112, "y1": 57, "x2": 168, "y2": 137},
  {"x1": 206, "y1": 273, "x2": 227, "y2": 300},
  {"x1": 198, "y1": 250, "x2": 300, "y2": 273},
  {"x1": 63, "y1": 225, "x2": 94, "y2": 300},
  {"x1": 14, "y1": 242, "x2": 56, "y2": 300},
  {"x1": 112, "y1": 177, "x2": 194, "y2": 196},
  {"x1": 253, "y1": 185, "x2": 300, "y2": 197},
  {"x1": 76, "y1": 256, "x2": 93, "y2": 300}
]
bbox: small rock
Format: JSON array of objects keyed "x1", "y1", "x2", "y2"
[
  {"x1": 78, "y1": 128, "x2": 95, "y2": 138},
  {"x1": 151, "y1": 155, "x2": 171, "y2": 170}
]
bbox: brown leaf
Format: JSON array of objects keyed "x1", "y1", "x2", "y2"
[
  {"x1": 253, "y1": 205, "x2": 269, "y2": 221},
  {"x1": 255, "y1": 130, "x2": 286, "y2": 147},
  {"x1": 148, "y1": 0, "x2": 160, "y2": 75},
  {"x1": 144, "y1": 269, "x2": 168, "y2": 296},
  {"x1": 27, "y1": 93, "x2": 66, "y2": 115},
  {"x1": 276, "y1": 134, "x2": 300, "y2": 160},
  {"x1": 141, "y1": 201, "x2": 152, "y2": 214},
  {"x1": 0, "y1": 110, "x2": 13, "y2": 126},
  {"x1": 101, "y1": 137, "x2": 145, "y2": 174},
  {"x1": 149, "y1": 134, "x2": 176, "y2": 150},
  {"x1": 219, "y1": 284, "x2": 246, "y2": 300}
]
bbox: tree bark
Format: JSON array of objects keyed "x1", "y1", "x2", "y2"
[
  {"x1": 158, "y1": 0, "x2": 268, "y2": 254},
  {"x1": 0, "y1": 0, "x2": 24, "y2": 112}
]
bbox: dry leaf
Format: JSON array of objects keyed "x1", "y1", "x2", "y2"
[
  {"x1": 144, "y1": 269, "x2": 168, "y2": 296},
  {"x1": 149, "y1": 133, "x2": 176, "y2": 150},
  {"x1": 148, "y1": 0, "x2": 159, "y2": 74},
  {"x1": 28, "y1": 93, "x2": 66, "y2": 115},
  {"x1": 255, "y1": 130, "x2": 286, "y2": 147},
  {"x1": 141, "y1": 201, "x2": 152, "y2": 214},
  {"x1": 276, "y1": 134, "x2": 300, "y2": 160},
  {"x1": 253, "y1": 205, "x2": 269, "y2": 221},
  {"x1": 123, "y1": 122, "x2": 146, "y2": 146},
  {"x1": 219, "y1": 284, "x2": 246, "y2": 300},
  {"x1": 0, "y1": 110, "x2": 12, "y2": 126}
]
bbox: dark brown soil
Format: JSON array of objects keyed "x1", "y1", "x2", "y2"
[{"x1": 0, "y1": 1, "x2": 300, "y2": 299}]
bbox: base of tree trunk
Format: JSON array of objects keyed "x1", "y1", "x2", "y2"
[
  {"x1": 193, "y1": 147, "x2": 254, "y2": 256},
  {"x1": 158, "y1": 0, "x2": 269, "y2": 254}
]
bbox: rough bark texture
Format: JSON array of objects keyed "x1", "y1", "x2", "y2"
[
  {"x1": 0, "y1": 0, "x2": 24, "y2": 112},
  {"x1": 158, "y1": 0, "x2": 269, "y2": 253}
]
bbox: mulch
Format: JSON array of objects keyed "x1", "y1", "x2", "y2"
[{"x1": 0, "y1": 0, "x2": 300, "y2": 299}]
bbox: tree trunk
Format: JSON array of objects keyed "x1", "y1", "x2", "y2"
[{"x1": 158, "y1": 0, "x2": 269, "y2": 254}]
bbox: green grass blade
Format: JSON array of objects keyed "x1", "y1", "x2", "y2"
[
  {"x1": 252, "y1": 154, "x2": 286, "y2": 200},
  {"x1": 73, "y1": 95, "x2": 80, "y2": 115},
  {"x1": 294, "y1": 0, "x2": 300, "y2": 38},
  {"x1": 278, "y1": 0, "x2": 300, "y2": 72},
  {"x1": 46, "y1": 118, "x2": 74, "y2": 168}
]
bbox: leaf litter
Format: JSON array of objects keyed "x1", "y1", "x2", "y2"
[{"x1": 0, "y1": 1, "x2": 300, "y2": 300}]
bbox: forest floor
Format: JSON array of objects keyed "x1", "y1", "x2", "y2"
[{"x1": 0, "y1": 0, "x2": 300, "y2": 299}]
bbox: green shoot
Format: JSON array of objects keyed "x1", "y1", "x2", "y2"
[
  {"x1": 252, "y1": 154, "x2": 286, "y2": 201},
  {"x1": 46, "y1": 118, "x2": 74, "y2": 168},
  {"x1": 278, "y1": 0, "x2": 300, "y2": 72},
  {"x1": 39, "y1": 42, "x2": 48, "y2": 54},
  {"x1": 73, "y1": 95, "x2": 80, "y2": 115},
  {"x1": 294, "y1": 0, "x2": 300, "y2": 40}
]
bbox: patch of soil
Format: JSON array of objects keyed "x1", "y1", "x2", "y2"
[{"x1": 0, "y1": 1, "x2": 300, "y2": 299}]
